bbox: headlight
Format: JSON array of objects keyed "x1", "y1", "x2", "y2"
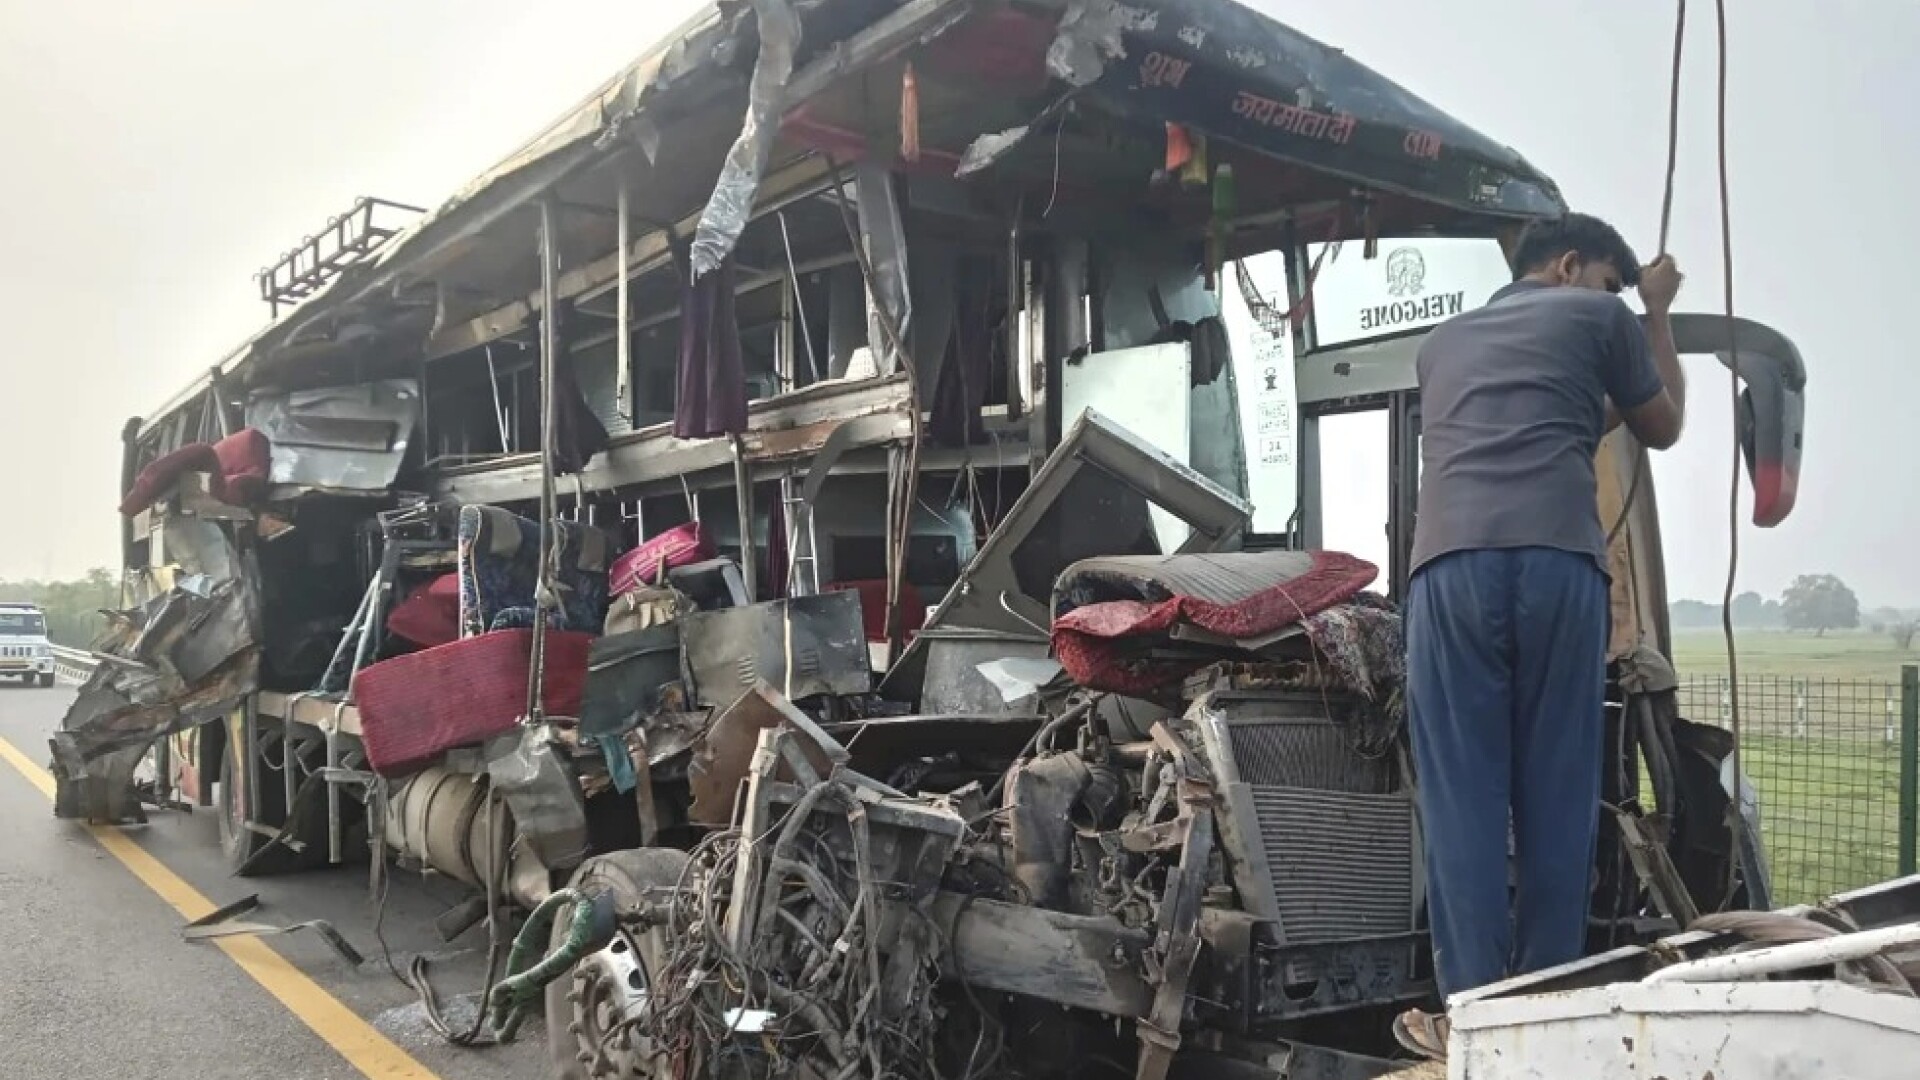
[{"x1": 36, "y1": 645, "x2": 50, "y2": 657}]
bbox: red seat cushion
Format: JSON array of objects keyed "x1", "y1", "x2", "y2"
[
  {"x1": 353, "y1": 629, "x2": 591, "y2": 777},
  {"x1": 385, "y1": 572, "x2": 461, "y2": 648}
]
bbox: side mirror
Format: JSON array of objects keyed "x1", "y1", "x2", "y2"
[{"x1": 1662, "y1": 314, "x2": 1806, "y2": 528}]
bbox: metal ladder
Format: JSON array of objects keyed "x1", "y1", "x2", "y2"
[{"x1": 781, "y1": 472, "x2": 821, "y2": 597}]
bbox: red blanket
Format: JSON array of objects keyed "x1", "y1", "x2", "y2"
[
  {"x1": 1051, "y1": 550, "x2": 1377, "y2": 696},
  {"x1": 120, "y1": 428, "x2": 271, "y2": 516}
]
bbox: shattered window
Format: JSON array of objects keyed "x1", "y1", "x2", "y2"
[
  {"x1": 0, "y1": 613, "x2": 46, "y2": 634},
  {"x1": 1009, "y1": 465, "x2": 1162, "y2": 599},
  {"x1": 1318, "y1": 409, "x2": 1391, "y2": 593}
]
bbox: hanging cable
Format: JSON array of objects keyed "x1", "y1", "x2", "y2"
[
  {"x1": 528, "y1": 198, "x2": 562, "y2": 721},
  {"x1": 1712, "y1": 0, "x2": 1749, "y2": 906},
  {"x1": 1605, "y1": 0, "x2": 1687, "y2": 549}
]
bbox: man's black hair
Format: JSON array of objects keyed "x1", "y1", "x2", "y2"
[{"x1": 1510, "y1": 213, "x2": 1643, "y2": 287}]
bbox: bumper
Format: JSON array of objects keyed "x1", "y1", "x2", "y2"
[{"x1": 0, "y1": 659, "x2": 53, "y2": 676}]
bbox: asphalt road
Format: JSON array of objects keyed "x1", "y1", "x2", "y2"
[{"x1": 0, "y1": 684, "x2": 549, "y2": 1079}]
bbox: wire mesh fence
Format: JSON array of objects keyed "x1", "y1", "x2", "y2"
[{"x1": 1675, "y1": 672, "x2": 1915, "y2": 906}]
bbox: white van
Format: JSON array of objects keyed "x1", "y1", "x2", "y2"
[{"x1": 0, "y1": 603, "x2": 55, "y2": 687}]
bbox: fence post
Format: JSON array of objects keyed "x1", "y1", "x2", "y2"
[
  {"x1": 1793, "y1": 679, "x2": 1809, "y2": 740},
  {"x1": 1901, "y1": 665, "x2": 1919, "y2": 878}
]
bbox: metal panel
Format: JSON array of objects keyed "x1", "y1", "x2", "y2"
[
  {"x1": 919, "y1": 629, "x2": 1051, "y2": 715},
  {"x1": 430, "y1": 374, "x2": 914, "y2": 506},
  {"x1": 574, "y1": 342, "x2": 635, "y2": 437},
  {"x1": 1296, "y1": 333, "x2": 1425, "y2": 407},
  {"x1": 245, "y1": 379, "x2": 421, "y2": 490},
  {"x1": 580, "y1": 625, "x2": 681, "y2": 737},
  {"x1": 1297, "y1": 312, "x2": 1807, "y2": 407},
  {"x1": 679, "y1": 590, "x2": 869, "y2": 707},
  {"x1": 1453, "y1": 981, "x2": 1920, "y2": 1080}
]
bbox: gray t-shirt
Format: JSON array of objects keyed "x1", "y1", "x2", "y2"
[{"x1": 1410, "y1": 280, "x2": 1664, "y2": 577}]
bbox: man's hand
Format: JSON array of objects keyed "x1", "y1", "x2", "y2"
[{"x1": 1639, "y1": 255, "x2": 1683, "y2": 314}]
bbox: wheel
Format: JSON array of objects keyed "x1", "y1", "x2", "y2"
[
  {"x1": 218, "y1": 726, "x2": 368, "y2": 876},
  {"x1": 218, "y1": 732, "x2": 325, "y2": 876},
  {"x1": 220, "y1": 732, "x2": 287, "y2": 874},
  {"x1": 37, "y1": 672, "x2": 54, "y2": 688},
  {"x1": 546, "y1": 848, "x2": 690, "y2": 1080}
]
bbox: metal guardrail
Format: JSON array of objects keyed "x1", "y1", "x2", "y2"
[{"x1": 51, "y1": 645, "x2": 99, "y2": 684}]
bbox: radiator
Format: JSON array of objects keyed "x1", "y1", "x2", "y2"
[
  {"x1": 1250, "y1": 788, "x2": 1416, "y2": 943},
  {"x1": 1227, "y1": 716, "x2": 1394, "y2": 796},
  {"x1": 1201, "y1": 693, "x2": 1418, "y2": 980}
]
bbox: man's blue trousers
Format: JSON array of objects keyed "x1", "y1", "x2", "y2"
[{"x1": 1406, "y1": 547, "x2": 1610, "y2": 1000}]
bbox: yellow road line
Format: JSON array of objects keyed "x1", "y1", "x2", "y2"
[{"x1": 0, "y1": 735, "x2": 445, "y2": 1079}]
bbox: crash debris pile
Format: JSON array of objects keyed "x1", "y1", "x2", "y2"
[
  {"x1": 53, "y1": 434, "x2": 272, "y2": 822},
  {"x1": 53, "y1": 382, "x2": 422, "y2": 823},
  {"x1": 626, "y1": 708, "x2": 964, "y2": 1080},
  {"x1": 528, "y1": 419, "x2": 1422, "y2": 1079}
]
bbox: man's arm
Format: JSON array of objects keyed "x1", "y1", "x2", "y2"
[
  {"x1": 1606, "y1": 312, "x2": 1685, "y2": 445},
  {"x1": 1606, "y1": 256, "x2": 1687, "y2": 450}
]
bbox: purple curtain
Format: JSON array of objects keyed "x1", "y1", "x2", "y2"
[
  {"x1": 764, "y1": 488, "x2": 789, "y2": 601},
  {"x1": 673, "y1": 257, "x2": 748, "y2": 440},
  {"x1": 929, "y1": 271, "x2": 990, "y2": 447},
  {"x1": 552, "y1": 354, "x2": 610, "y2": 475}
]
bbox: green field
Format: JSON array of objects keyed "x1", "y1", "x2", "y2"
[
  {"x1": 1740, "y1": 734, "x2": 1903, "y2": 904},
  {"x1": 1664, "y1": 630, "x2": 1913, "y2": 905},
  {"x1": 1671, "y1": 628, "x2": 1919, "y2": 682}
]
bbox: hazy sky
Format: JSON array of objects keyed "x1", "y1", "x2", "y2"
[{"x1": 0, "y1": 1, "x2": 1910, "y2": 605}]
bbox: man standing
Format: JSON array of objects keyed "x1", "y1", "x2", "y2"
[{"x1": 1393, "y1": 213, "x2": 1686, "y2": 1057}]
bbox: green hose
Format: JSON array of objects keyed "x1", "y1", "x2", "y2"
[{"x1": 486, "y1": 887, "x2": 614, "y2": 1042}]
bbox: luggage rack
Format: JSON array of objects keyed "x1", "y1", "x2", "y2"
[{"x1": 256, "y1": 196, "x2": 425, "y2": 316}]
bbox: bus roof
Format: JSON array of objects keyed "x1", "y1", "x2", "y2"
[{"x1": 138, "y1": 0, "x2": 1564, "y2": 438}]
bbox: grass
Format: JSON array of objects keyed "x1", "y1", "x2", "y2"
[
  {"x1": 1671, "y1": 628, "x2": 1920, "y2": 682},
  {"x1": 1738, "y1": 734, "x2": 1904, "y2": 905},
  {"x1": 1662, "y1": 631, "x2": 1916, "y2": 905}
]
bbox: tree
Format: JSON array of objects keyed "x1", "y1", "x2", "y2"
[
  {"x1": 1894, "y1": 620, "x2": 1920, "y2": 652},
  {"x1": 1668, "y1": 599, "x2": 1720, "y2": 629},
  {"x1": 1729, "y1": 591, "x2": 1783, "y2": 629},
  {"x1": 1781, "y1": 574, "x2": 1861, "y2": 636},
  {"x1": 0, "y1": 568, "x2": 120, "y2": 647}
]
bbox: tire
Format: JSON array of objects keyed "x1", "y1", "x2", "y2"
[
  {"x1": 37, "y1": 672, "x2": 54, "y2": 688},
  {"x1": 546, "y1": 848, "x2": 691, "y2": 1080},
  {"x1": 218, "y1": 732, "x2": 319, "y2": 876}
]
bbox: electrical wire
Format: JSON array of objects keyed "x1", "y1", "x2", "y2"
[
  {"x1": 399, "y1": 787, "x2": 512, "y2": 1048},
  {"x1": 630, "y1": 776, "x2": 956, "y2": 1080},
  {"x1": 1605, "y1": 0, "x2": 1687, "y2": 550},
  {"x1": 1042, "y1": 109, "x2": 1067, "y2": 219},
  {"x1": 1608, "y1": 0, "x2": 1749, "y2": 911},
  {"x1": 1711, "y1": 0, "x2": 1750, "y2": 906}
]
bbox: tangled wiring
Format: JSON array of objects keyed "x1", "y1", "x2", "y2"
[{"x1": 615, "y1": 775, "x2": 973, "y2": 1080}]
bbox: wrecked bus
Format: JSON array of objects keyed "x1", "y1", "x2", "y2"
[{"x1": 52, "y1": 0, "x2": 1824, "y2": 1076}]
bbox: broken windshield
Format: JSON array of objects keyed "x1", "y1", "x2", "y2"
[
  {"x1": 881, "y1": 410, "x2": 1250, "y2": 700},
  {"x1": 1009, "y1": 464, "x2": 1163, "y2": 599}
]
